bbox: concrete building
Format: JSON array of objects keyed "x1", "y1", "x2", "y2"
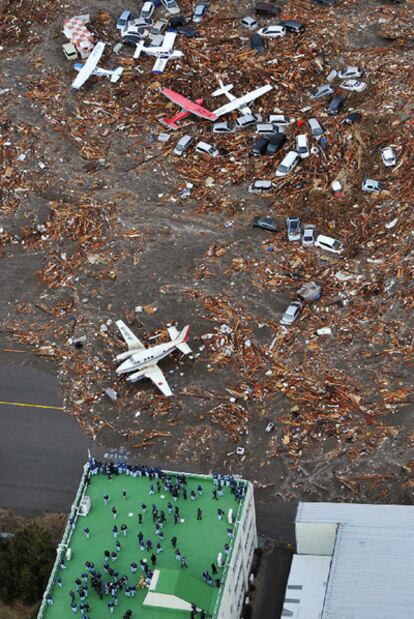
[
  {"x1": 38, "y1": 460, "x2": 257, "y2": 619},
  {"x1": 282, "y1": 502, "x2": 414, "y2": 619}
]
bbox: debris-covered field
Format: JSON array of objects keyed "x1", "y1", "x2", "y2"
[{"x1": 1, "y1": 0, "x2": 414, "y2": 504}]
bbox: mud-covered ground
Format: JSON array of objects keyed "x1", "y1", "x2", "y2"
[{"x1": 1, "y1": 0, "x2": 414, "y2": 505}]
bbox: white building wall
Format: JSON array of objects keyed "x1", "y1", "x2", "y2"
[
  {"x1": 296, "y1": 522, "x2": 338, "y2": 555},
  {"x1": 216, "y1": 481, "x2": 257, "y2": 619}
]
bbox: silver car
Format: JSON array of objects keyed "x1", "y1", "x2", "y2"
[
  {"x1": 311, "y1": 84, "x2": 334, "y2": 99},
  {"x1": 193, "y1": 1, "x2": 208, "y2": 22},
  {"x1": 280, "y1": 301, "x2": 302, "y2": 326},
  {"x1": 212, "y1": 121, "x2": 235, "y2": 134},
  {"x1": 308, "y1": 117, "x2": 324, "y2": 139},
  {"x1": 162, "y1": 0, "x2": 180, "y2": 14}
]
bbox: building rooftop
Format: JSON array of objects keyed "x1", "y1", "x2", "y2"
[
  {"x1": 322, "y1": 523, "x2": 414, "y2": 619},
  {"x1": 41, "y1": 466, "x2": 247, "y2": 619},
  {"x1": 287, "y1": 502, "x2": 414, "y2": 619}
]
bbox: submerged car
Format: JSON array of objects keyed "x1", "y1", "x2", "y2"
[
  {"x1": 338, "y1": 66, "x2": 363, "y2": 79},
  {"x1": 302, "y1": 224, "x2": 316, "y2": 247},
  {"x1": 327, "y1": 94, "x2": 346, "y2": 115},
  {"x1": 311, "y1": 83, "x2": 334, "y2": 99},
  {"x1": 117, "y1": 10, "x2": 133, "y2": 30},
  {"x1": 255, "y1": 2, "x2": 281, "y2": 16},
  {"x1": 340, "y1": 79, "x2": 367, "y2": 92},
  {"x1": 212, "y1": 121, "x2": 236, "y2": 133},
  {"x1": 257, "y1": 25, "x2": 286, "y2": 37},
  {"x1": 193, "y1": 1, "x2": 208, "y2": 22},
  {"x1": 241, "y1": 16, "x2": 258, "y2": 29},
  {"x1": 342, "y1": 111, "x2": 362, "y2": 125},
  {"x1": 249, "y1": 180, "x2": 273, "y2": 193},
  {"x1": 280, "y1": 301, "x2": 302, "y2": 326},
  {"x1": 253, "y1": 216, "x2": 278, "y2": 232},
  {"x1": 362, "y1": 178, "x2": 381, "y2": 193},
  {"x1": 250, "y1": 32, "x2": 266, "y2": 53},
  {"x1": 381, "y1": 146, "x2": 396, "y2": 167},
  {"x1": 286, "y1": 216, "x2": 301, "y2": 241}
]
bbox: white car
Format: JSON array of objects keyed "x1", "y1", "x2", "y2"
[
  {"x1": 362, "y1": 178, "x2": 381, "y2": 193},
  {"x1": 381, "y1": 146, "x2": 396, "y2": 167},
  {"x1": 302, "y1": 224, "x2": 315, "y2": 247},
  {"x1": 280, "y1": 301, "x2": 302, "y2": 326},
  {"x1": 269, "y1": 114, "x2": 290, "y2": 127},
  {"x1": 315, "y1": 234, "x2": 344, "y2": 255},
  {"x1": 340, "y1": 79, "x2": 367, "y2": 92},
  {"x1": 140, "y1": 1, "x2": 155, "y2": 22},
  {"x1": 195, "y1": 141, "x2": 218, "y2": 157},
  {"x1": 257, "y1": 25, "x2": 286, "y2": 37},
  {"x1": 275, "y1": 151, "x2": 300, "y2": 177},
  {"x1": 162, "y1": 0, "x2": 181, "y2": 14},
  {"x1": 296, "y1": 134, "x2": 310, "y2": 159},
  {"x1": 338, "y1": 66, "x2": 363, "y2": 79},
  {"x1": 241, "y1": 16, "x2": 258, "y2": 29},
  {"x1": 256, "y1": 123, "x2": 278, "y2": 136}
]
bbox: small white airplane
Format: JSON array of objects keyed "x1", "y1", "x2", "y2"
[
  {"x1": 115, "y1": 320, "x2": 191, "y2": 397},
  {"x1": 213, "y1": 83, "x2": 273, "y2": 118},
  {"x1": 74, "y1": 63, "x2": 123, "y2": 83},
  {"x1": 71, "y1": 41, "x2": 106, "y2": 89},
  {"x1": 133, "y1": 31, "x2": 183, "y2": 73},
  {"x1": 212, "y1": 77, "x2": 252, "y2": 115}
]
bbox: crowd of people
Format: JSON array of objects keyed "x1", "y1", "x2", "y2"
[{"x1": 45, "y1": 459, "x2": 247, "y2": 618}]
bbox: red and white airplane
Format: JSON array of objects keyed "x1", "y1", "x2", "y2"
[
  {"x1": 159, "y1": 83, "x2": 272, "y2": 130},
  {"x1": 160, "y1": 87, "x2": 217, "y2": 129}
]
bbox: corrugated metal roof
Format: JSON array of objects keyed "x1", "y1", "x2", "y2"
[
  {"x1": 282, "y1": 555, "x2": 331, "y2": 618},
  {"x1": 322, "y1": 524, "x2": 414, "y2": 619},
  {"x1": 296, "y1": 502, "x2": 414, "y2": 528}
]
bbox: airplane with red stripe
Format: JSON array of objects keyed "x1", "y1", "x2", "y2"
[{"x1": 160, "y1": 88, "x2": 218, "y2": 129}]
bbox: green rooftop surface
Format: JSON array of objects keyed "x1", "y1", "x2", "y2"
[{"x1": 43, "y1": 470, "x2": 244, "y2": 618}]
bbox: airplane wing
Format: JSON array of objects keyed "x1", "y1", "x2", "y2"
[
  {"x1": 213, "y1": 84, "x2": 273, "y2": 117},
  {"x1": 143, "y1": 364, "x2": 172, "y2": 397},
  {"x1": 71, "y1": 41, "x2": 105, "y2": 89},
  {"x1": 160, "y1": 31, "x2": 176, "y2": 51},
  {"x1": 152, "y1": 56, "x2": 169, "y2": 74},
  {"x1": 116, "y1": 320, "x2": 145, "y2": 350},
  {"x1": 161, "y1": 88, "x2": 217, "y2": 121}
]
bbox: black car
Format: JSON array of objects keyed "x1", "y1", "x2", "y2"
[
  {"x1": 342, "y1": 111, "x2": 362, "y2": 125},
  {"x1": 255, "y1": 2, "x2": 281, "y2": 16},
  {"x1": 250, "y1": 32, "x2": 266, "y2": 53},
  {"x1": 266, "y1": 133, "x2": 286, "y2": 154},
  {"x1": 312, "y1": 0, "x2": 336, "y2": 4},
  {"x1": 327, "y1": 94, "x2": 346, "y2": 115},
  {"x1": 279, "y1": 19, "x2": 305, "y2": 33},
  {"x1": 169, "y1": 15, "x2": 186, "y2": 27},
  {"x1": 253, "y1": 217, "x2": 278, "y2": 233},
  {"x1": 252, "y1": 137, "x2": 269, "y2": 155},
  {"x1": 174, "y1": 26, "x2": 198, "y2": 37}
]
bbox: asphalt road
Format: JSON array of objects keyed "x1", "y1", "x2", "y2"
[{"x1": 0, "y1": 356, "x2": 93, "y2": 513}]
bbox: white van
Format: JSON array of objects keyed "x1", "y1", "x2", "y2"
[
  {"x1": 173, "y1": 134, "x2": 193, "y2": 156},
  {"x1": 275, "y1": 151, "x2": 300, "y2": 177},
  {"x1": 315, "y1": 234, "x2": 344, "y2": 255},
  {"x1": 195, "y1": 141, "x2": 219, "y2": 158}
]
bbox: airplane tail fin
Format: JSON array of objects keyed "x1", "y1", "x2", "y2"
[
  {"x1": 110, "y1": 67, "x2": 123, "y2": 83},
  {"x1": 168, "y1": 325, "x2": 191, "y2": 355}
]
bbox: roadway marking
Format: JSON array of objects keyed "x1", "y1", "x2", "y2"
[{"x1": 0, "y1": 401, "x2": 64, "y2": 411}]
